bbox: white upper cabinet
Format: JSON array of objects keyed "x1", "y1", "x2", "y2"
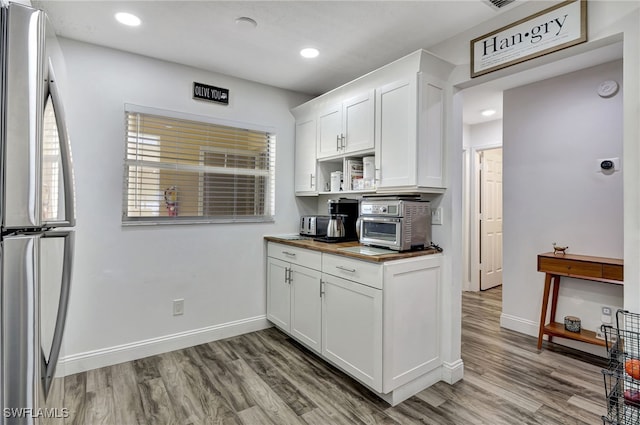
[
  {"x1": 294, "y1": 114, "x2": 318, "y2": 194},
  {"x1": 342, "y1": 91, "x2": 375, "y2": 155},
  {"x1": 317, "y1": 90, "x2": 375, "y2": 159},
  {"x1": 292, "y1": 49, "x2": 452, "y2": 195},
  {"x1": 375, "y1": 72, "x2": 445, "y2": 191},
  {"x1": 317, "y1": 103, "x2": 342, "y2": 158},
  {"x1": 375, "y1": 77, "x2": 418, "y2": 189},
  {"x1": 417, "y1": 74, "x2": 445, "y2": 189}
]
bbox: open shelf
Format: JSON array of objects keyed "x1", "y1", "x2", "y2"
[{"x1": 543, "y1": 322, "x2": 606, "y2": 347}]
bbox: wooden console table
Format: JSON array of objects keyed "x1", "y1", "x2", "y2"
[{"x1": 537, "y1": 252, "x2": 623, "y2": 350}]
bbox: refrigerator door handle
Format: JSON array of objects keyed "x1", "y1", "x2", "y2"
[
  {"x1": 41, "y1": 230, "x2": 74, "y2": 398},
  {"x1": 45, "y1": 59, "x2": 76, "y2": 227}
]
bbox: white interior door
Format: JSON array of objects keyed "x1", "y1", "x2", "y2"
[{"x1": 480, "y1": 148, "x2": 503, "y2": 290}]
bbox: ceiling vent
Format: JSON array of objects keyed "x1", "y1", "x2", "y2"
[{"x1": 483, "y1": 0, "x2": 516, "y2": 10}]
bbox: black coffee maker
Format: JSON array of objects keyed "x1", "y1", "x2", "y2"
[{"x1": 317, "y1": 198, "x2": 359, "y2": 242}]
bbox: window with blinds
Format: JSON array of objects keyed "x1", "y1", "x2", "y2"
[{"x1": 122, "y1": 106, "x2": 276, "y2": 224}]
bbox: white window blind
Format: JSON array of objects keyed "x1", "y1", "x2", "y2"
[
  {"x1": 42, "y1": 97, "x2": 62, "y2": 222},
  {"x1": 122, "y1": 107, "x2": 276, "y2": 224}
]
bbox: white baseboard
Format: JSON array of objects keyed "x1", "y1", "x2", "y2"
[
  {"x1": 377, "y1": 367, "x2": 442, "y2": 406},
  {"x1": 60, "y1": 315, "x2": 271, "y2": 375},
  {"x1": 500, "y1": 313, "x2": 538, "y2": 337},
  {"x1": 441, "y1": 359, "x2": 464, "y2": 384}
]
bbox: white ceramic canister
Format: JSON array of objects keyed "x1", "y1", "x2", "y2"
[
  {"x1": 330, "y1": 171, "x2": 343, "y2": 192},
  {"x1": 362, "y1": 156, "x2": 375, "y2": 189}
]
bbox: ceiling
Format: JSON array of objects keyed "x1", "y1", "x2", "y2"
[{"x1": 34, "y1": 0, "x2": 556, "y2": 124}]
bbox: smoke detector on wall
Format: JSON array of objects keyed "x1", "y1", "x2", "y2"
[{"x1": 483, "y1": 0, "x2": 517, "y2": 10}]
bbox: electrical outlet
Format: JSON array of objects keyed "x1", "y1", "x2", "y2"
[
  {"x1": 600, "y1": 305, "x2": 613, "y2": 326},
  {"x1": 173, "y1": 299, "x2": 184, "y2": 316},
  {"x1": 596, "y1": 327, "x2": 617, "y2": 342},
  {"x1": 431, "y1": 207, "x2": 443, "y2": 225}
]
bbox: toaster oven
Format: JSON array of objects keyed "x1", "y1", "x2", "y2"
[{"x1": 359, "y1": 198, "x2": 431, "y2": 251}]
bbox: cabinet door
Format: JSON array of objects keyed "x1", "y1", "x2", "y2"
[
  {"x1": 290, "y1": 264, "x2": 322, "y2": 354},
  {"x1": 417, "y1": 73, "x2": 445, "y2": 188},
  {"x1": 322, "y1": 274, "x2": 382, "y2": 392},
  {"x1": 343, "y1": 90, "x2": 374, "y2": 154},
  {"x1": 317, "y1": 104, "x2": 342, "y2": 159},
  {"x1": 267, "y1": 257, "x2": 291, "y2": 332},
  {"x1": 375, "y1": 78, "x2": 418, "y2": 189},
  {"x1": 294, "y1": 117, "x2": 318, "y2": 194},
  {"x1": 382, "y1": 256, "x2": 441, "y2": 393}
]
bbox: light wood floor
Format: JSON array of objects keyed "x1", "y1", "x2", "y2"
[{"x1": 60, "y1": 287, "x2": 609, "y2": 424}]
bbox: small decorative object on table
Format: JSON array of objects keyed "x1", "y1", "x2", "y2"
[
  {"x1": 553, "y1": 242, "x2": 568, "y2": 255},
  {"x1": 564, "y1": 316, "x2": 581, "y2": 333}
]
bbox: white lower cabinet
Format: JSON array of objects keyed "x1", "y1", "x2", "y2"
[
  {"x1": 266, "y1": 243, "x2": 322, "y2": 354},
  {"x1": 266, "y1": 257, "x2": 291, "y2": 331},
  {"x1": 266, "y1": 242, "x2": 443, "y2": 404},
  {"x1": 290, "y1": 264, "x2": 322, "y2": 353},
  {"x1": 321, "y1": 273, "x2": 383, "y2": 391},
  {"x1": 381, "y1": 257, "x2": 442, "y2": 393}
]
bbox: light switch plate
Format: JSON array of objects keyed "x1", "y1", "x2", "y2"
[
  {"x1": 173, "y1": 299, "x2": 184, "y2": 316},
  {"x1": 431, "y1": 207, "x2": 443, "y2": 225}
]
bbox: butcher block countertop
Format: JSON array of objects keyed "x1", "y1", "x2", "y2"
[{"x1": 264, "y1": 235, "x2": 439, "y2": 263}]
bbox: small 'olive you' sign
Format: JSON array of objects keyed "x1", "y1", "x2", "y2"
[{"x1": 193, "y1": 82, "x2": 229, "y2": 105}]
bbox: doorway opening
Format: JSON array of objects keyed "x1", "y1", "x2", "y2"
[
  {"x1": 477, "y1": 147, "x2": 503, "y2": 291},
  {"x1": 459, "y1": 40, "x2": 624, "y2": 360},
  {"x1": 464, "y1": 133, "x2": 503, "y2": 292}
]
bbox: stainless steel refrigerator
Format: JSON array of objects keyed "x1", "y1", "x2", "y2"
[{"x1": 1, "y1": 3, "x2": 75, "y2": 424}]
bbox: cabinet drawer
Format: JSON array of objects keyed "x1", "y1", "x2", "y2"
[
  {"x1": 268, "y1": 243, "x2": 322, "y2": 270},
  {"x1": 322, "y1": 254, "x2": 382, "y2": 289},
  {"x1": 603, "y1": 264, "x2": 624, "y2": 282},
  {"x1": 538, "y1": 257, "x2": 602, "y2": 279}
]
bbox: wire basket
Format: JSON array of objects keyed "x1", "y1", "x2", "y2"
[{"x1": 601, "y1": 310, "x2": 640, "y2": 424}]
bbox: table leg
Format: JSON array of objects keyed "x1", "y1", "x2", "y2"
[
  {"x1": 537, "y1": 273, "x2": 553, "y2": 349},
  {"x1": 549, "y1": 275, "x2": 561, "y2": 324},
  {"x1": 546, "y1": 275, "x2": 561, "y2": 346}
]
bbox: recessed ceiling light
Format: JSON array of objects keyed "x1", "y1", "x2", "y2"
[
  {"x1": 235, "y1": 16, "x2": 258, "y2": 29},
  {"x1": 300, "y1": 48, "x2": 319, "y2": 59},
  {"x1": 115, "y1": 12, "x2": 141, "y2": 27},
  {"x1": 481, "y1": 109, "x2": 496, "y2": 117}
]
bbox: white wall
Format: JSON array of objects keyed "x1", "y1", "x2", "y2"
[
  {"x1": 501, "y1": 60, "x2": 623, "y2": 355},
  {"x1": 467, "y1": 120, "x2": 502, "y2": 149},
  {"x1": 58, "y1": 39, "x2": 311, "y2": 373}
]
